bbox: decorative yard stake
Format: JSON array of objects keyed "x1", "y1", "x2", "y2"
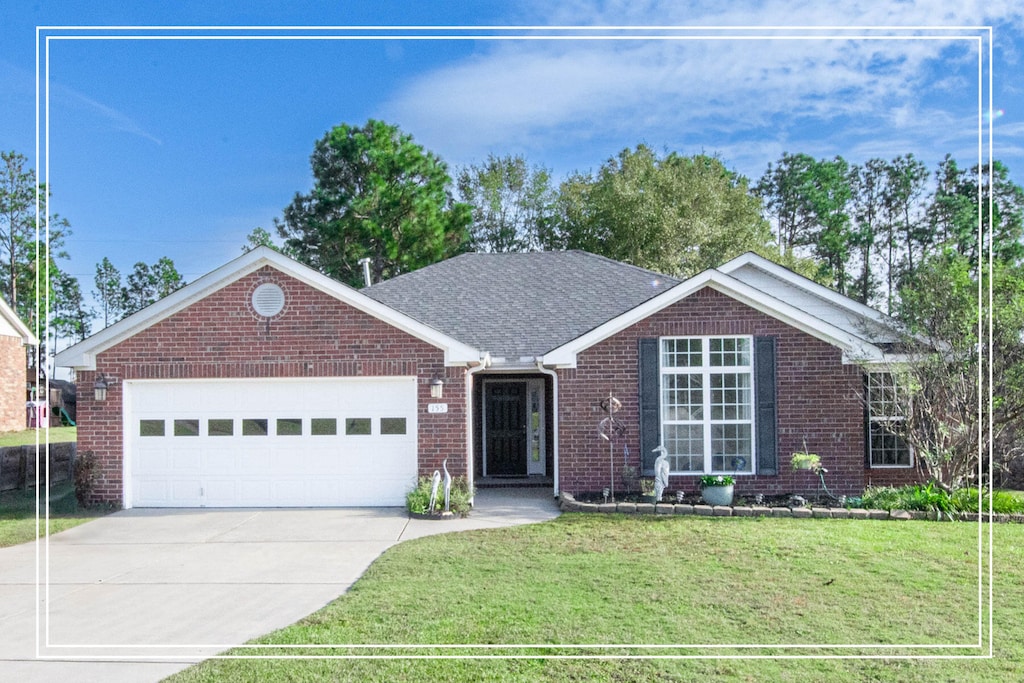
[
  {"x1": 598, "y1": 392, "x2": 624, "y2": 501},
  {"x1": 428, "y1": 469, "x2": 442, "y2": 513},
  {"x1": 442, "y1": 458, "x2": 452, "y2": 512}
]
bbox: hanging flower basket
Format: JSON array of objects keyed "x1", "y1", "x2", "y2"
[{"x1": 791, "y1": 451, "x2": 822, "y2": 472}]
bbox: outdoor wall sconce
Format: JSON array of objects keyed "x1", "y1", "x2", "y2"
[
  {"x1": 430, "y1": 375, "x2": 444, "y2": 399},
  {"x1": 94, "y1": 374, "x2": 110, "y2": 401}
]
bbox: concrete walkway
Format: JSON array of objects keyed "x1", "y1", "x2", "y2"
[{"x1": 0, "y1": 488, "x2": 559, "y2": 682}]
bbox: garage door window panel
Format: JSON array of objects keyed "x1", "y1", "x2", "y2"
[
  {"x1": 311, "y1": 418, "x2": 337, "y2": 435},
  {"x1": 173, "y1": 419, "x2": 200, "y2": 437},
  {"x1": 140, "y1": 420, "x2": 165, "y2": 437},
  {"x1": 381, "y1": 417, "x2": 407, "y2": 435},
  {"x1": 345, "y1": 418, "x2": 371, "y2": 435},
  {"x1": 242, "y1": 419, "x2": 269, "y2": 436},
  {"x1": 208, "y1": 419, "x2": 234, "y2": 436},
  {"x1": 276, "y1": 418, "x2": 303, "y2": 436}
]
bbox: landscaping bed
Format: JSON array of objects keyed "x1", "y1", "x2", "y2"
[{"x1": 559, "y1": 491, "x2": 1024, "y2": 523}]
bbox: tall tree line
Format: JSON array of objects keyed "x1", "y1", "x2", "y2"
[{"x1": 754, "y1": 152, "x2": 1024, "y2": 311}]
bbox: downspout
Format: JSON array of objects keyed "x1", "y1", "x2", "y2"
[
  {"x1": 535, "y1": 357, "x2": 560, "y2": 499},
  {"x1": 465, "y1": 353, "x2": 492, "y2": 505}
]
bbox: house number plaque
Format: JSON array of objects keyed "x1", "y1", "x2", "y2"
[{"x1": 427, "y1": 403, "x2": 448, "y2": 414}]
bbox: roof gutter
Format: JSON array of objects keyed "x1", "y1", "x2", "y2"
[{"x1": 464, "y1": 353, "x2": 492, "y2": 505}]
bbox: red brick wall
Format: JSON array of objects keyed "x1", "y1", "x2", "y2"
[
  {"x1": 77, "y1": 266, "x2": 467, "y2": 505},
  {"x1": 556, "y1": 287, "x2": 920, "y2": 497},
  {"x1": 0, "y1": 335, "x2": 26, "y2": 433}
]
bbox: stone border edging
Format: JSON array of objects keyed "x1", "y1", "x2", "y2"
[{"x1": 558, "y1": 492, "x2": 1024, "y2": 523}]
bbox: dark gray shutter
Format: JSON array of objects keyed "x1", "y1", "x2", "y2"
[
  {"x1": 863, "y1": 372, "x2": 872, "y2": 467},
  {"x1": 754, "y1": 336, "x2": 778, "y2": 475},
  {"x1": 639, "y1": 338, "x2": 661, "y2": 476}
]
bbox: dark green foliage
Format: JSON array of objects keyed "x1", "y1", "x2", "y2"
[
  {"x1": 951, "y1": 487, "x2": 1024, "y2": 514},
  {"x1": 51, "y1": 270, "x2": 91, "y2": 349},
  {"x1": 92, "y1": 257, "x2": 123, "y2": 327},
  {"x1": 406, "y1": 475, "x2": 473, "y2": 516},
  {"x1": 120, "y1": 256, "x2": 186, "y2": 318},
  {"x1": 456, "y1": 154, "x2": 555, "y2": 253},
  {"x1": 276, "y1": 120, "x2": 471, "y2": 287},
  {"x1": 548, "y1": 146, "x2": 776, "y2": 277},
  {"x1": 860, "y1": 484, "x2": 1024, "y2": 516},
  {"x1": 0, "y1": 150, "x2": 72, "y2": 335}
]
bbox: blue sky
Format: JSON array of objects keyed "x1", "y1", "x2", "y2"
[{"x1": 1, "y1": 1, "x2": 1022, "y2": 333}]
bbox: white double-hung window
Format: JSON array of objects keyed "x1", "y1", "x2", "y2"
[
  {"x1": 661, "y1": 336, "x2": 755, "y2": 474},
  {"x1": 867, "y1": 371, "x2": 912, "y2": 467}
]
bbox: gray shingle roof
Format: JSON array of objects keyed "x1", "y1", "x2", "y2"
[{"x1": 363, "y1": 251, "x2": 679, "y2": 360}]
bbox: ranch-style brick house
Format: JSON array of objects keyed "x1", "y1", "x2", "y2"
[{"x1": 56, "y1": 246, "x2": 918, "y2": 508}]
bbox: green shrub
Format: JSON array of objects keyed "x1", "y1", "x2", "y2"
[
  {"x1": 951, "y1": 488, "x2": 1024, "y2": 514},
  {"x1": 859, "y1": 486, "x2": 902, "y2": 510},
  {"x1": 860, "y1": 484, "x2": 1024, "y2": 517},
  {"x1": 860, "y1": 483, "x2": 953, "y2": 518},
  {"x1": 406, "y1": 475, "x2": 474, "y2": 517}
]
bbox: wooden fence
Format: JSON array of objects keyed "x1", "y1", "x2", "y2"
[{"x1": 0, "y1": 442, "x2": 76, "y2": 492}]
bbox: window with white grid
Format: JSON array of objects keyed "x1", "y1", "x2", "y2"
[
  {"x1": 867, "y1": 372, "x2": 912, "y2": 467},
  {"x1": 661, "y1": 336, "x2": 754, "y2": 474}
]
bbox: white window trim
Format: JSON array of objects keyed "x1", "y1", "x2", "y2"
[
  {"x1": 660, "y1": 335, "x2": 756, "y2": 476},
  {"x1": 867, "y1": 372, "x2": 914, "y2": 469}
]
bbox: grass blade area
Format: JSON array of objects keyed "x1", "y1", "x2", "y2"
[
  {"x1": 0, "y1": 482, "x2": 108, "y2": 547},
  {"x1": 170, "y1": 514, "x2": 1024, "y2": 682},
  {"x1": 0, "y1": 426, "x2": 76, "y2": 448}
]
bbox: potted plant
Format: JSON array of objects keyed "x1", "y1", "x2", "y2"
[
  {"x1": 639, "y1": 478, "x2": 657, "y2": 503},
  {"x1": 790, "y1": 450, "x2": 822, "y2": 472},
  {"x1": 699, "y1": 474, "x2": 735, "y2": 506},
  {"x1": 406, "y1": 475, "x2": 474, "y2": 519}
]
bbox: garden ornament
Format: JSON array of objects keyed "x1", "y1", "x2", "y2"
[
  {"x1": 428, "y1": 470, "x2": 442, "y2": 513},
  {"x1": 442, "y1": 458, "x2": 452, "y2": 512},
  {"x1": 653, "y1": 445, "x2": 670, "y2": 502}
]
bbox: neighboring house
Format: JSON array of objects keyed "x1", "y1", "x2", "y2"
[
  {"x1": 0, "y1": 296, "x2": 37, "y2": 433},
  {"x1": 55, "y1": 247, "x2": 918, "y2": 508}
]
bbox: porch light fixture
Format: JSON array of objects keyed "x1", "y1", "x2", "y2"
[
  {"x1": 430, "y1": 375, "x2": 444, "y2": 399},
  {"x1": 94, "y1": 374, "x2": 109, "y2": 402}
]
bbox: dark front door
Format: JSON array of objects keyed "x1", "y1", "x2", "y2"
[{"x1": 485, "y1": 381, "x2": 528, "y2": 476}]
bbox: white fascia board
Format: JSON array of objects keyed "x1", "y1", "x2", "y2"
[
  {"x1": 55, "y1": 247, "x2": 480, "y2": 370},
  {"x1": 0, "y1": 296, "x2": 36, "y2": 345},
  {"x1": 856, "y1": 354, "x2": 915, "y2": 370},
  {"x1": 542, "y1": 270, "x2": 882, "y2": 368},
  {"x1": 719, "y1": 252, "x2": 900, "y2": 330}
]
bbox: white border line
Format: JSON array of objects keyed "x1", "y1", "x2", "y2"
[{"x1": 36, "y1": 24, "x2": 994, "y2": 662}]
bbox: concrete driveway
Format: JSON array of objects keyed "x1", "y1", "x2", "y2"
[{"x1": 0, "y1": 488, "x2": 559, "y2": 682}]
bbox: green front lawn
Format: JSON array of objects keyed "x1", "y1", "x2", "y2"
[
  {"x1": 0, "y1": 481, "x2": 108, "y2": 547},
  {"x1": 0, "y1": 426, "x2": 76, "y2": 447},
  {"x1": 170, "y1": 514, "x2": 1024, "y2": 682}
]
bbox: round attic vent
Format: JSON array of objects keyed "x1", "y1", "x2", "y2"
[{"x1": 251, "y1": 282, "x2": 285, "y2": 318}]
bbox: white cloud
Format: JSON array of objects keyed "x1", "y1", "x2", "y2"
[
  {"x1": 376, "y1": 0, "x2": 1024, "y2": 179},
  {"x1": 51, "y1": 81, "x2": 163, "y2": 146}
]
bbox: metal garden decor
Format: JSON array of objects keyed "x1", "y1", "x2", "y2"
[{"x1": 598, "y1": 392, "x2": 626, "y2": 501}]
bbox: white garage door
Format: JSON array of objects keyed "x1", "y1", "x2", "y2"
[{"x1": 124, "y1": 377, "x2": 418, "y2": 508}]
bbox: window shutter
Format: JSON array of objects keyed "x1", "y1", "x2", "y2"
[
  {"x1": 863, "y1": 372, "x2": 871, "y2": 468},
  {"x1": 638, "y1": 338, "x2": 661, "y2": 476},
  {"x1": 754, "y1": 336, "x2": 777, "y2": 475}
]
